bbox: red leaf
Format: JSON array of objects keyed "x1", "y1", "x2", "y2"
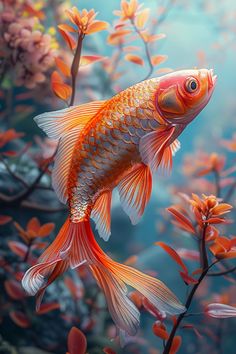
[
  {"x1": 67, "y1": 327, "x2": 87, "y2": 354},
  {"x1": 64, "y1": 276, "x2": 84, "y2": 300},
  {"x1": 182, "y1": 324, "x2": 202, "y2": 339},
  {"x1": 4, "y1": 279, "x2": 26, "y2": 300},
  {"x1": 10, "y1": 311, "x2": 31, "y2": 328},
  {"x1": 37, "y1": 302, "x2": 60, "y2": 315},
  {"x1": 103, "y1": 348, "x2": 117, "y2": 354},
  {"x1": 155, "y1": 242, "x2": 188, "y2": 273},
  {"x1": 0, "y1": 215, "x2": 12, "y2": 225},
  {"x1": 152, "y1": 321, "x2": 169, "y2": 340},
  {"x1": 170, "y1": 336, "x2": 182, "y2": 354},
  {"x1": 179, "y1": 271, "x2": 198, "y2": 285},
  {"x1": 167, "y1": 207, "x2": 195, "y2": 234},
  {"x1": 8, "y1": 241, "x2": 27, "y2": 258}
]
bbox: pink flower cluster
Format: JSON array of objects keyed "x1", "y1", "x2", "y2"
[{"x1": 1, "y1": 5, "x2": 55, "y2": 89}]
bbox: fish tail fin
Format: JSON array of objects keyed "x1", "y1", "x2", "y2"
[{"x1": 22, "y1": 217, "x2": 185, "y2": 334}]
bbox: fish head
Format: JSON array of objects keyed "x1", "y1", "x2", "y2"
[{"x1": 155, "y1": 68, "x2": 217, "y2": 125}]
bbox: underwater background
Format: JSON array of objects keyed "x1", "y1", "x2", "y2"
[{"x1": 0, "y1": 0, "x2": 236, "y2": 353}]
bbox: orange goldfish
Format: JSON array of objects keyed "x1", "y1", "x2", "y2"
[{"x1": 22, "y1": 69, "x2": 216, "y2": 335}]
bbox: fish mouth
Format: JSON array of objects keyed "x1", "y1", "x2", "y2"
[{"x1": 208, "y1": 68, "x2": 217, "y2": 90}]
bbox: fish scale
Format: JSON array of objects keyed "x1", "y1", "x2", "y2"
[{"x1": 68, "y1": 79, "x2": 160, "y2": 221}]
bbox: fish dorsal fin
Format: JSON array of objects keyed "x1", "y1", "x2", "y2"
[
  {"x1": 52, "y1": 127, "x2": 81, "y2": 204},
  {"x1": 91, "y1": 190, "x2": 112, "y2": 241},
  {"x1": 139, "y1": 126, "x2": 175, "y2": 173},
  {"x1": 118, "y1": 163, "x2": 152, "y2": 225},
  {"x1": 34, "y1": 100, "x2": 105, "y2": 140}
]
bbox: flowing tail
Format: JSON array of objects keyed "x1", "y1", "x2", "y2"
[{"x1": 22, "y1": 217, "x2": 185, "y2": 335}]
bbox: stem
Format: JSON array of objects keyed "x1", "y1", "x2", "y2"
[
  {"x1": 69, "y1": 33, "x2": 84, "y2": 106},
  {"x1": 207, "y1": 266, "x2": 236, "y2": 277},
  {"x1": 199, "y1": 223, "x2": 208, "y2": 270},
  {"x1": 224, "y1": 180, "x2": 236, "y2": 202},
  {"x1": 213, "y1": 169, "x2": 221, "y2": 198},
  {"x1": 130, "y1": 19, "x2": 154, "y2": 80},
  {"x1": 163, "y1": 224, "x2": 210, "y2": 354}
]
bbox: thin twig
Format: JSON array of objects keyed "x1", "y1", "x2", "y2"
[
  {"x1": 130, "y1": 19, "x2": 154, "y2": 80},
  {"x1": 69, "y1": 32, "x2": 84, "y2": 106},
  {"x1": 207, "y1": 266, "x2": 236, "y2": 277}
]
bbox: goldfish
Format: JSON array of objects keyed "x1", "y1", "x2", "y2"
[{"x1": 22, "y1": 68, "x2": 216, "y2": 335}]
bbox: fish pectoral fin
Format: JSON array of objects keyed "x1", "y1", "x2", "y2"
[
  {"x1": 34, "y1": 100, "x2": 106, "y2": 140},
  {"x1": 91, "y1": 190, "x2": 112, "y2": 241},
  {"x1": 118, "y1": 163, "x2": 152, "y2": 225},
  {"x1": 171, "y1": 138, "x2": 181, "y2": 155},
  {"x1": 52, "y1": 127, "x2": 81, "y2": 204},
  {"x1": 139, "y1": 126, "x2": 175, "y2": 173}
]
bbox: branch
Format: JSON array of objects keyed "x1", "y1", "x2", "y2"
[
  {"x1": 163, "y1": 228, "x2": 213, "y2": 354},
  {"x1": 69, "y1": 32, "x2": 84, "y2": 106},
  {"x1": 130, "y1": 19, "x2": 154, "y2": 80},
  {"x1": 207, "y1": 266, "x2": 236, "y2": 277},
  {"x1": 0, "y1": 155, "x2": 29, "y2": 188}
]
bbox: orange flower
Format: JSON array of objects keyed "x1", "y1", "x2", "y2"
[
  {"x1": 182, "y1": 151, "x2": 225, "y2": 177},
  {"x1": 114, "y1": 0, "x2": 141, "y2": 21},
  {"x1": 14, "y1": 217, "x2": 55, "y2": 245},
  {"x1": 65, "y1": 7, "x2": 108, "y2": 36}
]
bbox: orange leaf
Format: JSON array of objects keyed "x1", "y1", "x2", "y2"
[
  {"x1": 146, "y1": 33, "x2": 166, "y2": 42},
  {"x1": 216, "y1": 250, "x2": 236, "y2": 259},
  {"x1": 55, "y1": 57, "x2": 71, "y2": 77},
  {"x1": 38, "y1": 223, "x2": 55, "y2": 237},
  {"x1": 27, "y1": 217, "x2": 40, "y2": 233},
  {"x1": 136, "y1": 8, "x2": 150, "y2": 28},
  {"x1": 80, "y1": 55, "x2": 107, "y2": 66},
  {"x1": 10, "y1": 311, "x2": 31, "y2": 328},
  {"x1": 152, "y1": 321, "x2": 169, "y2": 340},
  {"x1": 211, "y1": 203, "x2": 232, "y2": 216},
  {"x1": 125, "y1": 54, "x2": 144, "y2": 65},
  {"x1": 86, "y1": 20, "x2": 109, "y2": 35},
  {"x1": 167, "y1": 207, "x2": 195, "y2": 234},
  {"x1": 155, "y1": 241, "x2": 188, "y2": 273},
  {"x1": 58, "y1": 25, "x2": 76, "y2": 50},
  {"x1": 68, "y1": 327, "x2": 87, "y2": 354},
  {"x1": 37, "y1": 302, "x2": 60, "y2": 315},
  {"x1": 170, "y1": 335, "x2": 182, "y2": 354},
  {"x1": 53, "y1": 82, "x2": 72, "y2": 100},
  {"x1": 58, "y1": 23, "x2": 76, "y2": 33},
  {"x1": 151, "y1": 54, "x2": 168, "y2": 66}
]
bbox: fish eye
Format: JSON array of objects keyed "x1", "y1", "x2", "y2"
[{"x1": 185, "y1": 77, "x2": 199, "y2": 93}]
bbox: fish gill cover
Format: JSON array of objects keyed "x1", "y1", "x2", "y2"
[{"x1": 0, "y1": 0, "x2": 235, "y2": 354}]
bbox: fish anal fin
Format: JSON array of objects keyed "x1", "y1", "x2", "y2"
[
  {"x1": 91, "y1": 190, "x2": 112, "y2": 241},
  {"x1": 34, "y1": 100, "x2": 105, "y2": 140},
  {"x1": 118, "y1": 163, "x2": 152, "y2": 225},
  {"x1": 139, "y1": 126, "x2": 175, "y2": 172}
]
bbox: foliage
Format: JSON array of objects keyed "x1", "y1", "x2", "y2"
[{"x1": 0, "y1": 0, "x2": 236, "y2": 353}]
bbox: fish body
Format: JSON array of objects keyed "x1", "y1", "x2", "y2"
[{"x1": 22, "y1": 69, "x2": 216, "y2": 335}]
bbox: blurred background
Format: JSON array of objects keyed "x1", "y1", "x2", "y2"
[{"x1": 0, "y1": 0, "x2": 236, "y2": 353}]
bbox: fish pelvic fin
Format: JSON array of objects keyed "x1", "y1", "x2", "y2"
[
  {"x1": 118, "y1": 163, "x2": 152, "y2": 225},
  {"x1": 22, "y1": 217, "x2": 185, "y2": 335}
]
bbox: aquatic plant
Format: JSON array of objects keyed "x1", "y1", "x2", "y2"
[{"x1": 0, "y1": 1, "x2": 236, "y2": 354}]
